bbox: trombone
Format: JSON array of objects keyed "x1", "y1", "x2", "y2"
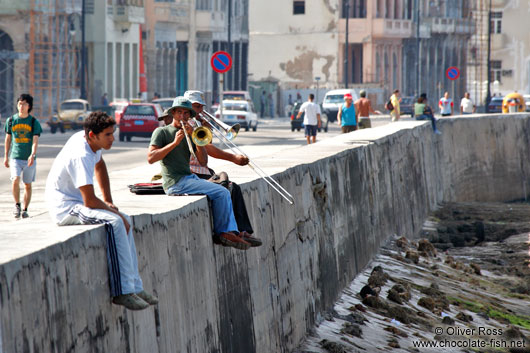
[{"x1": 199, "y1": 110, "x2": 295, "y2": 205}]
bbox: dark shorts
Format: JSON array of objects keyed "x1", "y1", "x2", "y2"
[
  {"x1": 305, "y1": 125, "x2": 317, "y2": 136},
  {"x1": 341, "y1": 125, "x2": 358, "y2": 133}
]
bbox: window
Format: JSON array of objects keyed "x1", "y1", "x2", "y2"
[
  {"x1": 490, "y1": 12, "x2": 502, "y2": 34},
  {"x1": 293, "y1": 1, "x2": 305, "y2": 15},
  {"x1": 491, "y1": 60, "x2": 502, "y2": 83}
]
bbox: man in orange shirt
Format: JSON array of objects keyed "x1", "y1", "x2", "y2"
[{"x1": 354, "y1": 90, "x2": 380, "y2": 129}]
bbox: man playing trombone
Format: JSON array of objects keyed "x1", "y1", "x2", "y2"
[
  {"x1": 183, "y1": 90, "x2": 262, "y2": 247},
  {"x1": 147, "y1": 97, "x2": 251, "y2": 250}
]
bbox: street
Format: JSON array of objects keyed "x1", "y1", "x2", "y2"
[{"x1": 0, "y1": 115, "x2": 397, "y2": 225}]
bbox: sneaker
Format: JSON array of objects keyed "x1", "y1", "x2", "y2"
[
  {"x1": 434, "y1": 129, "x2": 442, "y2": 135},
  {"x1": 112, "y1": 293, "x2": 149, "y2": 310},
  {"x1": 136, "y1": 290, "x2": 159, "y2": 305},
  {"x1": 21, "y1": 210, "x2": 29, "y2": 218},
  {"x1": 239, "y1": 231, "x2": 263, "y2": 247},
  {"x1": 13, "y1": 204, "x2": 21, "y2": 219},
  {"x1": 217, "y1": 232, "x2": 251, "y2": 250}
]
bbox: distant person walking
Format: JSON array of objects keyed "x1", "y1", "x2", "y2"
[
  {"x1": 297, "y1": 93, "x2": 321, "y2": 144},
  {"x1": 460, "y1": 92, "x2": 476, "y2": 114},
  {"x1": 390, "y1": 89, "x2": 401, "y2": 122},
  {"x1": 337, "y1": 93, "x2": 357, "y2": 133},
  {"x1": 354, "y1": 90, "x2": 380, "y2": 129},
  {"x1": 260, "y1": 91, "x2": 267, "y2": 117},
  {"x1": 268, "y1": 92, "x2": 274, "y2": 118},
  {"x1": 439, "y1": 91, "x2": 454, "y2": 116},
  {"x1": 4, "y1": 94, "x2": 42, "y2": 219},
  {"x1": 101, "y1": 93, "x2": 109, "y2": 106}
]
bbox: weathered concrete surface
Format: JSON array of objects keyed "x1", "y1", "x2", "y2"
[{"x1": 1, "y1": 114, "x2": 530, "y2": 352}]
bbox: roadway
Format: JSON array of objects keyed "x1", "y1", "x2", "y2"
[{"x1": 0, "y1": 115, "x2": 398, "y2": 225}]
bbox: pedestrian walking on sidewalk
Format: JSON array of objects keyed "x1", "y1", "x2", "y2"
[
  {"x1": 354, "y1": 90, "x2": 380, "y2": 129},
  {"x1": 460, "y1": 92, "x2": 476, "y2": 114},
  {"x1": 4, "y1": 94, "x2": 42, "y2": 219},
  {"x1": 389, "y1": 89, "x2": 401, "y2": 122},
  {"x1": 439, "y1": 91, "x2": 454, "y2": 116},
  {"x1": 337, "y1": 93, "x2": 358, "y2": 133},
  {"x1": 45, "y1": 111, "x2": 158, "y2": 311},
  {"x1": 297, "y1": 93, "x2": 321, "y2": 144}
]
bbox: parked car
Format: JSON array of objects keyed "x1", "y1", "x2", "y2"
[
  {"x1": 92, "y1": 105, "x2": 116, "y2": 118},
  {"x1": 222, "y1": 90, "x2": 252, "y2": 101},
  {"x1": 152, "y1": 98, "x2": 174, "y2": 111},
  {"x1": 322, "y1": 89, "x2": 359, "y2": 122},
  {"x1": 214, "y1": 99, "x2": 258, "y2": 132},
  {"x1": 290, "y1": 102, "x2": 329, "y2": 133},
  {"x1": 48, "y1": 99, "x2": 91, "y2": 134},
  {"x1": 522, "y1": 94, "x2": 530, "y2": 112},
  {"x1": 487, "y1": 96, "x2": 504, "y2": 113},
  {"x1": 399, "y1": 96, "x2": 416, "y2": 117},
  {"x1": 119, "y1": 103, "x2": 163, "y2": 142},
  {"x1": 502, "y1": 92, "x2": 525, "y2": 113},
  {"x1": 110, "y1": 98, "x2": 129, "y2": 124}
]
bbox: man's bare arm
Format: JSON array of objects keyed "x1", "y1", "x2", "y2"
[
  {"x1": 3, "y1": 133, "x2": 11, "y2": 168},
  {"x1": 95, "y1": 158, "x2": 113, "y2": 204},
  {"x1": 205, "y1": 144, "x2": 248, "y2": 165}
]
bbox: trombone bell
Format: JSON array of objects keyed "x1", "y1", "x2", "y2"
[
  {"x1": 225, "y1": 123, "x2": 240, "y2": 140},
  {"x1": 191, "y1": 126, "x2": 213, "y2": 146}
]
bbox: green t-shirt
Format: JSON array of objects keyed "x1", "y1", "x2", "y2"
[
  {"x1": 150, "y1": 125, "x2": 195, "y2": 190},
  {"x1": 5, "y1": 114, "x2": 42, "y2": 160},
  {"x1": 414, "y1": 103, "x2": 426, "y2": 116}
]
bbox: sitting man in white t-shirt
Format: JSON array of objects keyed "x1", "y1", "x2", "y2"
[
  {"x1": 45, "y1": 111, "x2": 158, "y2": 311},
  {"x1": 296, "y1": 93, "x2": 321, "y2": 144}
]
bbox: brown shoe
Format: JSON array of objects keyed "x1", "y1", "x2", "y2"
[
  {"x1": 218, "y1": 232, "x2": 250, "y2": 250},
  {"x1": 240, "y1": 231, "x2": 262, "y2": 247},
  {"x1": 112, "y1": 293, "x2": 149, "y2": 310},
  {"x1": 136, "y1": 290, "x2": 159, "y2": 305}
]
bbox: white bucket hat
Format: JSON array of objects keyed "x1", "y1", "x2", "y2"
[{"x1": 184, "y1": 90, "x2": 206, "y2": 106}]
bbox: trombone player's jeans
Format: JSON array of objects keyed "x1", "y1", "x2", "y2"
[{"x1": 167, "y1": 174, "x2": 239, "y2": 235}]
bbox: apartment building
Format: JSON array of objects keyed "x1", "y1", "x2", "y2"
[
  {"x1": 143, "y1": 0, "x2": 249, "y2": 105},
  {"x1": 468, "y1": 0, "x2": 530, "y2": 102}
]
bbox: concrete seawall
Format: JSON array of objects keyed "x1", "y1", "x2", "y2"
[{"x1": 1, "y1": 114, "x2": 529, "y2": 353}]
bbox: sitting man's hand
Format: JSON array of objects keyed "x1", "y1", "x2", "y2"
[{"x1": 233, "y1": 154, "x2": 249, "y2": 166}]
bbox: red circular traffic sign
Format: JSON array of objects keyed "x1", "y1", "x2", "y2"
[
  {"x1": 211, "y1": 51, "x2": 232, "y2": 74},
  {"x1": 446, "y1": 66, "x2": 460, "y2": 80}
]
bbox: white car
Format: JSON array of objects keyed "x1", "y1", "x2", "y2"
[
  {"x1": 322, "y1": 89, "x2": 359, "y2": 122},
  {"x1": 523, "y1": 94, "x2": 530, "y2": 112},
  {"x1": 214, "y1": 99, "x2": 258, "y2": 131}
]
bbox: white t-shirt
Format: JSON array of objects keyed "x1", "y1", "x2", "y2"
[
  {"x1": 299, "y1": 101, "x2": 321, "y2": 126},
  {"x1": 45, "y1": 131, "x2": 102, "y2": 223},
  {"x1": 439, "y1": 97, "x2": 453, "y2": 115},
  {"x1": 460, "y1": 97, "x2": 474, "y2": 113}
]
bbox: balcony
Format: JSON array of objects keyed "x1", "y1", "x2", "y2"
[
  {"x1": 491, "y1": 33, "x2": 507, "y2": 50},
  {"x1": 426, "y1": 17, "x2": 474, "y2": 35},
  {"x1": 195, "y1": 10, "x2": 225, "y2": 33},
  {"x1": 371, "y1": 19, "x2": 412, "y2": 38},
  {"x1": 153, "y1": 4, "x2": 190, "y2": 27},
  {"x1": 113, "y1": 5, "x2": 145, "y2": 24},
  {"x1": 338, "y1": 18, "x2": 412, "y2": 40}
]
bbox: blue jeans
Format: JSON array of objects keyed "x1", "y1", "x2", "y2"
[
  {"x1": 167, "y1": 174, "x2": 238, "y2": 234},
  {"x1": 416, "y1": 114, "x2": 439, "y2": 132}
]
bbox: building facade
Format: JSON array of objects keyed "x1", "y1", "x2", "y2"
[{"x1": 249, "y1": 0, "x2": 473, "y2": 112}]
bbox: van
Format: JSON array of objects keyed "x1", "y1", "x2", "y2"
[{"x1": 322, "y1": 89, "x2": 359, "y2": 122}]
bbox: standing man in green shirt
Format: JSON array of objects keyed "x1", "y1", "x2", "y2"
[{"x1": 3, "y1": 94, "x2": 42, "y2": 219}]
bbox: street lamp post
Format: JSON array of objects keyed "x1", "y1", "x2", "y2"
[
  {"x1": 344, "y1": 0, "x2": 350, "y2": 88},
  {"x1": 485, "y1": 0, "x2": 492, "y2": 113},
  {"x1": 415, "y1": 0, "x2": 421, "y2": 97},
  {"x1": 315, "y1": 76, "x2": 321, "y2": 103},
  {"x1": 80, "y1": 0, "x2": 86, "y2": 99}
]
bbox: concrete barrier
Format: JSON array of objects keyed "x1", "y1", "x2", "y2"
[{"x1": 1, "y1": 114, "x2": 529, "y2": 352}]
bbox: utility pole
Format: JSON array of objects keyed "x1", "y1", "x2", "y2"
[
  {"x1": 415, "y1": 0, "x2": 420, "y2": 97},
  {"x1": 344, "y1": 0, "x2": 350, "y2": 88},
  {"x1": 227, "y1": 0, "x2": 232, "y2": 90},
  {"x1": 80, "y1": 0, "x2": 86, "y2": 99},
  {"x1": 485, "y1": 0, "x2": 492, "y2": 112}
]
